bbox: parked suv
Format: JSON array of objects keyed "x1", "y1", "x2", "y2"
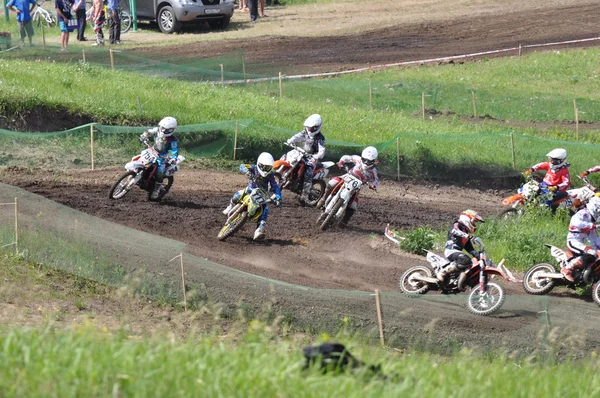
[{"x1": 135, "y1": 0, "x2": 235, "y2": 33}]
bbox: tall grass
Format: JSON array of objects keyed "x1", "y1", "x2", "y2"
[{"x1": 0, "y1": 324, "x2": 599, "y2": 397}]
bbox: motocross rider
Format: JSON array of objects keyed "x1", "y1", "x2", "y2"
[
  {"x1": 436, "y1": 210, "x2": 485, "y2": 283},
  {"x1": 562, "y1": 196, "x2": 600, "y2": 282},
  {"x1": 222, "y1": 152, "x2": 282, "y2": 240},
  {"x1": 316, "y1": 146, "x2": 379, "y2": 226},
  {"x1": 284, "y1": 114, "x2": 326, "y2": 204},
  {"x1": 524, "y1": 148, "x2": 571, "y2": 212},
  {"x1": 139, "y1": 116, "x2": 179, "y2": 198}
]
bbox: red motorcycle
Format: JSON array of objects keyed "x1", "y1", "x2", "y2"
[{"x1": 273, "y1": 143, "x2": 335, "y2": 206}]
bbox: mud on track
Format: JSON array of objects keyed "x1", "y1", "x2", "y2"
[{"x1": 4, "y1": 167, "x2": 600, "y2": 352}]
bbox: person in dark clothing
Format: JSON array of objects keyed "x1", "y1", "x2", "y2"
[
  {"x1": 73, "y1": 0, "x2": 87, "y2": 40},
  {"x1": 107, "y1": 0, "x2": 120, "y2": 44},
  {"x1": 436, "y1": 210, "x2": 485, "y2": 282},
  {"x1": 248, "y1": 0, "x2": 258, "y2": 22}
]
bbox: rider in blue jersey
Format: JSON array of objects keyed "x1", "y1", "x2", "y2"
[{"x1": 222, "y1": 152, "x2": 282, "y2": 240}]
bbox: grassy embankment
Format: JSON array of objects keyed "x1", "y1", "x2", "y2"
[{"x1": 2, "y1": 48, "x2": 600, "y2": 179}]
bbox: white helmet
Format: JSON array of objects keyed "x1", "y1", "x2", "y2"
[
  {"x1": 587, "y1": 196, "x2": 600, "y2": 220},
  {"x1": 361, "y1": 146, "x2": 378, "y2": 170},
  {"x1": 458, "y1": 209, "x2": 485, "y2": 234},
  {"x1": 546, "y1": 148, "x2": 567, "y2": 172},
  {"x1": 158, "y1": 116, "x2": 177, "y2": 137},
  {"x1": 256, "y1": 152, "x2": 275, "y2": 177},
  {"x1": 303, "y1": 114, "x2": 323, "y2": 138}
]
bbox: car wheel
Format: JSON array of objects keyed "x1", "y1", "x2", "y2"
[
  {"x1": 158, "y1": 6, "x2": 182, "y2": 33},
  {"x1": 208, "y1": 16, "x2": 230, "y2": 30}
]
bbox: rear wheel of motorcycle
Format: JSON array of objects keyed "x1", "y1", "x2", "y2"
[
  {"x1": 148, "y1": 176, "x2": 174, "y2": 202},
  {"x1": 217, "y1": 211, "x2": 248, "y2": 241},
  {"x1": 319, "y1": 198, "x2": 343, "y2": 231},
  {"x1": 304, "y1": 180, "x2": 326, "y2": 207},
  {"x1": 592, "y1": 283, "x2": 600, "y2": 306},
  {"x1": 109, "y1": 171, "x2": 137, "y2": 200},
  {"x1": 398, "y1": 265, "x2": 432, "y2": 294},
  {"x1": 523, "y1": 263, "x2": 556, "y2": 295},
  {"x1": 467, "y1": 281, "x2": 505, "y2": 316}
]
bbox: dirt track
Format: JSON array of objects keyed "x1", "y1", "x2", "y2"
[{"x1": 132, "y1": 1, "x2": 600, "y2": 74}]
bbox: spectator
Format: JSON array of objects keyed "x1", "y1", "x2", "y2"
[
  {"x1": 55, "y1": 0, "x2": 74, "y2": 52},
  {"x1": 259, "y1": 0, "x2": 266, "y2": 17},
  {"x1": 248, "y1": 0, "x2": 257, "y2": 22},
  {"x1": 238, "y1": 0, "x2": 248, "y2": 11},
  {"x1": 90, "y1": 0, "x2": 105, "y2": 46},
  {"x1": 7, "y1": 0, "x2": 36, "y2": 47},
  {"x1": 73, "y1": 0, "x2": 87, "y2": 41},
  {"x1": 107, "y1": 0, "x2": 120, "y2": 44}
]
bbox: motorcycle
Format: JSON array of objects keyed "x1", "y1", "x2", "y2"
[
  {"x1": 398, "y1": 237, "x2": 509, "y2": 316},
  {"x1": 217, "y1": 186, "x2": 278, "y2": 241},
  {"x1": 316, "y1": 166, "x2": 369, "y2": 231},
  {"x1": 273, "y1": 143, "x2": 335, "y2": 206},
  {"x1": 523, "y1": 244, "x2": 600, "y2": 306},
  {"x1": 500, "y1": 175, "x2": 597, "y2": 218},
  {"x1": 108, "y1": 140, "x2": 184, "y2": 202}
]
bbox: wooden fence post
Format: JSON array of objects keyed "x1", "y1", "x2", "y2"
[
  {"x1": 369, "y1": 80, "x2": 373, "y2": 110},
  {"x1": 374, "y1": 290, "x2": 385, "y2": 346},
  {"x1": 471, "y1": 91, "x2": 477, "y2": 119},
  {"x1": 41, "y1": 23, "x2": 46, "y2": 47},
  {"x1": 233, "y1": 120, "x2": 238, "y2": 160},
  {"x1": 510, "y1": 133, "x2": 516, "y2": 169},
  {"x1": 82, "y1": 48, "x2": 86, "y2": 63},
  {"x1": 279, "y1": 72, "x2": 283, "y2": 98},
  {"x1": 14, "y1": 197, "x2": 18, "y2": 256},
  {"x1": 396, "y1": 137, "x2": 400, "y2": 180},
  {"x1": 109, "y1": 48, "x2": 114, "y2": 70},
  {"x1": 220, "y1": 63, "x2": 224, "y2": 85},
  {"x1": 180, "y1": 253, "x2": 187, "y2": 312},
  {"x1": 421, "y1": 92, "x2": 426, "y2": 120},
  {"x1": 90, "y1": 124, "x2": 95, "y2": 170},
  {"x1": 574, "y1": 99, "x2": 579, "y2": 141}
]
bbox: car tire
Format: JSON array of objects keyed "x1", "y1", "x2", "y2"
[
  {"x1": 158, "y1": 6, "x2": 182, "y2": 33},
  {"x1": 208, "y1": 16, "x2": 230, "y2": 30}
]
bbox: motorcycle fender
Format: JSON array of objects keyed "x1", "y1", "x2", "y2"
[
  {"x1": 484, "y1": 268, "x2": 507, "y2": 281},
  {"x1": 321, "y1": 161, "x2": 335, "y2": 169},
  {"x1": 502, "y1": 193, "x2": 524, "y2": 206},
  {"x1": 273, "y1": 160, "x2": 291, "y2": 169},
  {"x1": 125, "y1": 160, "x2": 144, "y2": 171}
]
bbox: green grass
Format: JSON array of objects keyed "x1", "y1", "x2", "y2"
[
  {"x1": 3, "y1": 51, "x2": 600, "y2": 179},
  {"x1": 1, "y1": 324, "x2": 600, "y2": 397}
]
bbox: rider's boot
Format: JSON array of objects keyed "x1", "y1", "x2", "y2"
[
  {"x1": 436, "y1": 262, "x2": 458, "y2": 283},
  {"x1": 254, "y1": 221, "x2": 266, "y2": 240},
  {"x1": 152, "y1": 179, "x2": 164, "y2": 198},
  {"x1": 316, "y1": 186, "x2": 333, "y2": 209},
  {"x1": 340, "y1": 208, "x2": 355, "y2": 227},
  {"x1": 299, "y1": 180, "x2": 312, "y2": 205},
  {"x1": 562, "y1": 257, "x2": 583, "y2": 282},
  {"x1": 222, "y1": 200, "x2": 235, "y2": 215}
]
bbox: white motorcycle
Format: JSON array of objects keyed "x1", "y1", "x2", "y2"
[
  {"x1": 109, "y1": 140, "x2": 185, "y2": 202},
  {"x1": 316, "y1": 168, "x2": 365, "y2": 231}
]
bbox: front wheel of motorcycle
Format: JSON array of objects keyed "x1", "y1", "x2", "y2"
[
  {"x1": 523, "y1": 263, "x2": 556, "y2": 295},
  {"x1": 148, "y1": 176, "x2": 174, "y2": 202},
  {"x1": 217, "y1": 210, "x2": 248, "y2": 241},
  {"x1": 467, "y1": 281, "x2": 505, "y2": 316},
  {"x1": 398, "y1": 265, "x2": 432, "y2": 294},
  {"x1": 591, "y1": 282, "x2": 600, "y2": 307},
  {"x1": 319, "y1": 198, "x2": 344, "y2": 231},
  {"x1": 109, "y1": 171, "x2": 137, "y2": 200}
]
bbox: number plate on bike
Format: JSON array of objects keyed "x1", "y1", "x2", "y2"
[{"x1": 342, "y1": 175, "x2": 362, "y2": 189}]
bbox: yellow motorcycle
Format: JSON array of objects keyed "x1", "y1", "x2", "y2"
[{"x1": 217, "y1": 187, "x2": 276, "y2": 241}]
